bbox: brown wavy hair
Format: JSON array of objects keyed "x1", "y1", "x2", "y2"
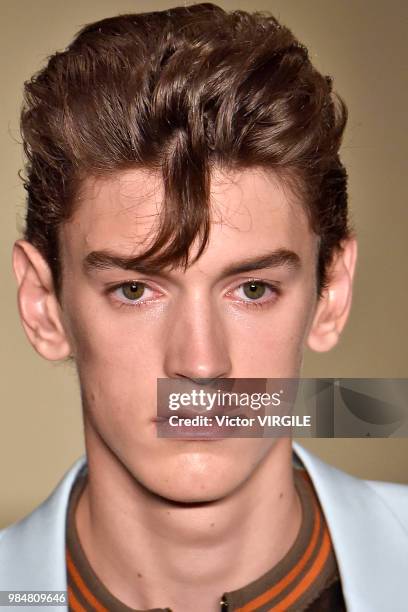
[{"x1": 20, "y1": 3, "x2": 350, "y2": 297}]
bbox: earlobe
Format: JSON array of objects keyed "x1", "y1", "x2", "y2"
[
  {"x1": 307, "y1": 238, "x2": 358, "y2": 353},
  {"x1": 12, "y1": 239, "x2": 72, "y2": 361}
]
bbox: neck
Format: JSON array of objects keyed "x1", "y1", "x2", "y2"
[{"x1": 76, "y1": 432, "x2": 301, "y2": 612}]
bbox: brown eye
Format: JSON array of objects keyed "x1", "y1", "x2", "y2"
[
  {"x1": 242, "y1": 281, "x2": 266, "y2": 300},
  {"x1": 121, "y1": 282, "x2": 145, "y2": 300}
]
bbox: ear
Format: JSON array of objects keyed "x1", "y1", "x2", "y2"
[
  {"x1": 12, "y1": 239, "x2": 71, "y2": 360},
  {"x1": 307, "y1": 238, "x2": 357, "y2": 352}
]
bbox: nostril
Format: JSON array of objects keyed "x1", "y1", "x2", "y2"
[
  {"x1": 184, "y1": 377, "x2": 219, "y2": 385},
  {"x1": 178, "y1": 377, "x2": 235, "y2": 393}
]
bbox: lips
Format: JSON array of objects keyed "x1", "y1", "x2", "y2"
[
  {"x1": 153, "y1": 405, "x2": 246, "y2": 422},
  {"x1": 155, "y1": 377, "x2": 270, "y2": 430}
]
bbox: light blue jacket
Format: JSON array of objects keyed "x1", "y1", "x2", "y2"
[{"x1": 1, "y1": 442, "x2": 407, "y2": 611}]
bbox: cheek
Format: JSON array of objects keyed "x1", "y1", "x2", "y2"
[
  {"x1": 63, "y1": 298, "x2": 163, "y2": 423},
  {"x1": 227, "y1": 293, "x2": 315, "y2": 376},
  {"x1": 63, "y1": 283, "x2": 160, "y2": 369}
]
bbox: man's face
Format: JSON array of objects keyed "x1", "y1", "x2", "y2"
[{"x1": 58, "y1": 167, "x2": 319, "y2": 502}]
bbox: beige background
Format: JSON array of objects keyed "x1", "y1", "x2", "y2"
[{"x1": 1, "y1": 0, "x2": 407, "y2": 529}]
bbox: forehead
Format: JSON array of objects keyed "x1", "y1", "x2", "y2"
[{"x1": 61, "y1": 166, "x2": 315, "y2": 269}]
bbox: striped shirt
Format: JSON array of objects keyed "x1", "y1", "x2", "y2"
[{"x1": 66, "y1": 467, "x2": 346, "y2": 611}]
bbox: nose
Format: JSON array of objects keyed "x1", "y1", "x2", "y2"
[{"x1": 163, "y1": 294, "x2": 232, "y2": 381}]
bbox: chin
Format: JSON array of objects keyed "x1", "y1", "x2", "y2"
[{"x1": 128, "y1": 439, "x2": 270, "y2": 504}]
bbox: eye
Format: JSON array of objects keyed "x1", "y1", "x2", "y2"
[
  {"x1": 120, "y1": 281, "x2": 146, "y2": 301},
  {"x1": 110, "y1": 280, "x2": 158, "y2": 307},
  {"x1": 242, "y1": 281, "x2": 267, "y2": 300},
  {"x1": 230, "y1": 279, "x2": 281, "y2": 308}
]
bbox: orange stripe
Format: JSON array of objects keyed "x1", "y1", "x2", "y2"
[
  {"x1": 270, "y1": 526, "x2": 331, "y2": 611},
  {"x1": 67, "y1": 584, "x2": 87, "y2": 612},
  {"x1": 66, "y1": 549, "x2": 109, "y2": 612},
  {"x1": 235, "y1": 499, "x2": 321, "y2": 612}
]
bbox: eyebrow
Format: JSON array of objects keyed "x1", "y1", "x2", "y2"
[
  {"x1": 83, "y1": 248, "x2": 301, "y2": 278},
  {"x1": 218, "y1": 250, "x2": 301, "y2": 277}
]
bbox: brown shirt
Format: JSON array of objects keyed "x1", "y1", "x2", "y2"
[{"x1": 66, "y1": 466, "x2": 346, "y2": 611}]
